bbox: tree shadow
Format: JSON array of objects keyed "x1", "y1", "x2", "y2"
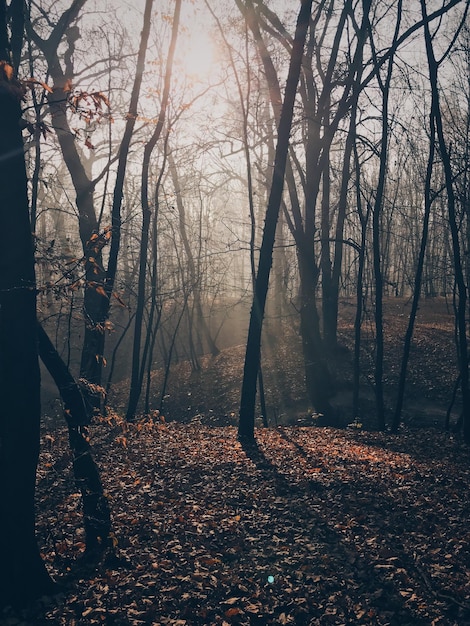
[{"x1": 239, "y1": 435, "x2": 449, "y2": 625}]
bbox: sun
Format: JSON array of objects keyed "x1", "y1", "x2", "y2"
[
  {"x1": 176, "y1": 3, "x2": 219, "y2": 84},
  {"x1": 177, "y1": 26, "x2": 217, "y2": 84}
]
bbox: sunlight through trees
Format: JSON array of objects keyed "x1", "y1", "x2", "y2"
[{"x1": 2, "y1": 0, "x2": 470, "y2": 612}]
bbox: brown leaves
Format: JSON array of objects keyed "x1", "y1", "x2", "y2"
[
  {"x1": 0, "y1": 61, "x2": 26, "y2": 100},
  {"x1": 31, "y1": 421, "x2": 470, "y2": 625},
  {"x1": 0, "y1": 60, "x2": 14, "y2": 81},
  {"x1": 84, "y1": 136, "x2": 95, "y2": 150},
  {"x1": 68, "y1": 89, "x2": 110, "y2": 120}
]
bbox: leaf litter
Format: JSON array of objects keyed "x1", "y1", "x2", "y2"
[{"x1": 4, "y1": 416, "x2": 470, "y2": 625}]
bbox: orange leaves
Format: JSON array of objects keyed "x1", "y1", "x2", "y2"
[
  {"x1": 115, "y1": 435, "x2": 127, "y2": 448},
  {"x1": 95, "y1": 284, "x2": 107, "y2": 298},
  {"x1": 0, "y1": 61, "x2": 25, "y2": 100},
  {"x1": 66, "y1": 88, "x2": 111, "y2": 149},
  {"x1": 95, "y1": 354, "x2": 107, "y2": 367},
  {"x1": 34, "y1": 412, "x2": 470, "y2": 625},
  {"x1": 68, "y1": 89, "x2": 111, "y2": 123},
  {"x1": 37, "y1": 226, "x2": 114, "y2": 301},
  {"x1": 0, "y1": 60, "x2": 14, "y2": 81},
  {"x1": 112, "y1": 291, "x2": 127, "y2": 308},
  {"x1": 84, "y1": 136, "x2": 95, "y2": 150},
  {"x1": 86, "y1": 226, "x2": 112, "y2": 253}
]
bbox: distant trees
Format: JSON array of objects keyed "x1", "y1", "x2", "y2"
[
  {"x1": 235, "y1": 0, "x2": 374, "y2": 426},
  {"x1": 9, "y1": 0, "x2": 468, "y2": 441},
  {"x1": 232, "y1": 0, "x2": 469, "y2": 433},
  {"x1": 420, "y1": 0, "x2": 470, "y2": 443}
]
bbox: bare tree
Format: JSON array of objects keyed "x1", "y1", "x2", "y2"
[
  {"x1": 238, "y1": 0, "x2": 313, "y2": 442},
  {"x1": 126, "y1": 0, "x2": 181, "y2": 422},
  {"x1": 420, "y1": 0, "x2": 470, "y2": 443},
  {"x1": 367, "y1": 0, "x2": 403, "y2": 429}
]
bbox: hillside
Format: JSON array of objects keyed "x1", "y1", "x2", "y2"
[{"x1": 108, "y1": 297, "x2": 460, "y2": 431}]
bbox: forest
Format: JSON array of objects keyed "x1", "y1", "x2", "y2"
[{"x1": 1, "y1": 0, "x2": 470, "y2": 624}]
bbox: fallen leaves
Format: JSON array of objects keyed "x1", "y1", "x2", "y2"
[{"x1": 15, "y1": 420, "x2": 468, "y2": 625}]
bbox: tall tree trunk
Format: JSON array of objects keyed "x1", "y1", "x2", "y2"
[
  {"x1": 144, "y1": 188, "x2": 164, "y2": 414},
  {"x1": 320, "y1": 106, "x2": 335, "y2": 350},
  {"x1": 329, "y1": 17, "x2": 367, "y2": 351},
  {"x1": 297, "y1": 237, "x2": 336, "y2": 421},
  {"x1": 238, "y1": 0, "x2": 313, "y2": 442},
  {"x1": 104, "y1": 0, "x2": 155, "y2": 385},
  {"x1": 368, "y1": 1, "x2": 402, "y2": 430},
  {"x1": 0, "y1": 11, "x2": 56, "y2": 603},
  {"x1": 420, "y1": 0, "x2": 470, "y2": 443},
  {"x1": 126, "y1": 0, "x2": 181, "y2": 422},
  {"x1": 208, "y1": 2, "x2": 268, "y2": 422},
  {"x1": 392, "y1": 105, "x2": 435, "y2": 432},
  {"x1": 352, "y1": 141, "x2": 371, "y2": 420}
]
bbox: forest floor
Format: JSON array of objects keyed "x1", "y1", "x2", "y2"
[
  {"x1": 5, "y1": 421, "x2": 470, "y2": 626},
  {"x1": 3, "y1": 297, "x2": 470, "y2": 626}
]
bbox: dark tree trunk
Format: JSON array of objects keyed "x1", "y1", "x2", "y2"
[
  {"x1": 352, "y1": 143, "x2": 371, "y2": 421},
  {"x1": 298, "y1": 238, "x2": 335, "y2": 421},
  {"x1": 208, "y1": 5, "x2": 268, "y2": 423},
  {"x1": 238, "y1": 0, "x2": 313, "y2": 442},
  {"x1": 37, "y1": 324, "x2": 112, "y2": 553},
  {"x1": 0, "y1": 16, "x2": 56, "y2": 603},
  {"x1": 368, "y1": 1, "x2": 403, "y2": 430},
  {"x1": 392, "y1": 105, "x2": 435, "y2": 432},
  {"x1": 420, "y1": 0, "x2": 470, "y2": 443},
  {"x1": 126, "y1": 0, "x2": 180, "y2": 422},
  {"x1": 329, "y1": 23, "x2": 367, "y2": 354},
  {"x1": 320, "y1": 108, "x2": 335, "y2": 351}
]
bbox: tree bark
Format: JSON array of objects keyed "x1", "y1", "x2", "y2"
[
  {"x1": 420, "y1": 0, "x2": 470, "y2": 443},
  {"x1": 392, "y1": 104, "x2": 435, "y2": 432},
  {"x1": 37, "y1": 323, "x2": 112, "y2": 553},
  {"x1": 238, "y1": 0, "x2": 313, "y2": 442},
  {"x1": 0, "y1": 9, "x2": 56, "y2": 603},
  {"x1": 368, "y1": 0, "x2": 403, "y2": 430},
  {"x1": 126, "y1": 0, "x2": 181, "y2": 422}
]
